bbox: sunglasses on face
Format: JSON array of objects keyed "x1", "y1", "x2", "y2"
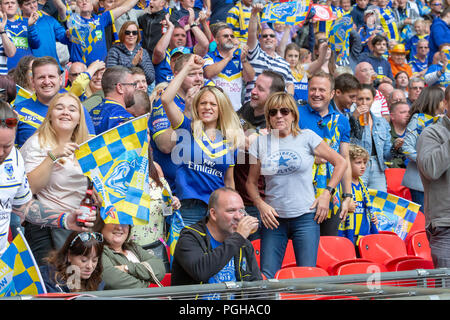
[
  {"x1": 0, "y1": 118, "x2": 18, "y2": 129},
  {"x1": 261, "y1": 34, "x2": 276, "y2": 38},
  {"x1": 268, "y1": 108, "x2": 291, "y2": 117},
  {"x1": 125, "y1": 30, "x2": 138, "y2": 36},
  {"x1": 70, "y1": 232, "x2": 103, "y2": 248}
]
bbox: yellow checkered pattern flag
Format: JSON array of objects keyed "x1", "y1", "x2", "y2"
[
  {"x1": 75, "y1": 115, "x2": 150, "y2": 225},
  {"x1": 262, "y1": 0, "x2": 312, "y2": 26},
  {"x1": 368, "y1": 189, "x2": 421, "y2": 240},
  {"x1": 0, "y1": 230, "x2": 46, "y2": 297}
]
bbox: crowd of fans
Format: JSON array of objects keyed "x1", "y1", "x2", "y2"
[{"x1": 0, "y1": 0, "x2": 449, "y2": 296}]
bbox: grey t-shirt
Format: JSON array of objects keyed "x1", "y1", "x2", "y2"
[{"x1": 249, "y1": 130, "x2": 323, "y2": 218}]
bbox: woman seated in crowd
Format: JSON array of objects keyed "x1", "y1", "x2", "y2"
[
  {"x1": 94, "y1": 218, "x2": 166, "y2": 290},
  {"x1": 11, "y1": 55, "x2": 35, "y2": 105},
  {"x1": 351, "y1": 84, "x2": 392, "y2": 192},
  {"x1": 160, "y1": 54, "x2": 244, "y2": 226},
  {"x1": 40, "y1": 231, "x2": 104, "y2": 293},
  {"x1": 402, "y1": 85, "x2": 445, "y2": 212},
  {"x1": 246, "y1": 92, "x2": 347, "y2": 279},
  {"x1": 106, "y1": 21, "x2": 155, "y2": 85},
  {"x1": 20, "y1": 92, "x2": 93, "y2": 265}
]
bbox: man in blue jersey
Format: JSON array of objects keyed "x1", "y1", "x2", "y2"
[
  {"x1": 89, "y1": 66, "x2": 136, "y2": 135},
  {"x1": 425, "y1": 43, "x2": 450, "y2": 87},
  {"x1": 52, "y1": 0, "x2": 140, "y2": 65},
  {"x1": 0, "y1": 10, "x2": 16, "y2": 75},
  {"x1": 149, "y1": 53, "x2": 204, "y2": 192},
  {"x1": 203, "y1": 24, "x2": 254, "y2": 110},
  {"x1": 14, "y1": 56, "x2": 96, "y2": 147},
  {"x1": 2, "y1": 0, "x2": 39, "y2": 70},
  {"x1": 18, "y1": 0, "x2": 69, "y2": 66},
  {"x1": 152, "y1": 13, "x2": 209, "y2": 84},
  {"x1": 298, "y1": 71, "x2": 353, "y2": 236}
]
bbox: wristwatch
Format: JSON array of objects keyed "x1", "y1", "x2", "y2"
[
  {"x1": 342, "y1": 193, "x2": 353, "y2": 199},
  {"x1": 325, "y1": 186, "x2": 336, "y2": 196},
  {"x1": 190, "y1": 22, "x2": 200, "y2": 28}
]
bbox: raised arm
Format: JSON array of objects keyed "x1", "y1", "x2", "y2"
[
  {"x1": 160, "y1": 54, "x2": 204, "y2": 128},
  {"x1": 247, "y1": 3, "x2": 264, "y2": 51},
  {"x1": 111, "y1": 0, "x2": 139, "y2": 20},
  {"x1": 0, "y1": 12, "x2": 16, "y2": 57},
  {"x1": 152, "y1": 14, "x2": 173, "y2": 65}
]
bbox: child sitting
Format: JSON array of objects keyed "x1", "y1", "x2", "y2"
[{"x1": 338, "y1": 144, "x2": 378, "y2": 246}]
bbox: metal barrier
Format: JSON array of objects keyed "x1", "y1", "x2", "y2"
[{"x1": 14, "y1": 268, "x2": 450, "y2": 300}]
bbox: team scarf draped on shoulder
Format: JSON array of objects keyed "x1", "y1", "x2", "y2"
[
  {"x1": 312, "y1": 113, "x2": 341, "y2": 219},
  {"x1": 338, "y1": 178, "x2": 377, "y2": 245}
]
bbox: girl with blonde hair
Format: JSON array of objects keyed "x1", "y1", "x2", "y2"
[
  {"x1": 20, "y1": 92, "x2": 93, "y2": 264},
  {"x1": 160, "y1": 54, "x2": 244, "y2": 225}
]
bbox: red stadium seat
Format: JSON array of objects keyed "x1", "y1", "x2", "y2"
[
  {"x1": 406, "y1": 231, "x2": 433, "y2": 263},
  {"x1": 251, "y1": 239, "x2": 261, "y2": 268},
  {"x1": 385, "y1": 168, "x2": 412, "y2": 200},
  {"x1": 334, "y1": 261, "x2": 388, "y2": 275},
  {"x1": 316, "y1": 236, "x2": 372, "y2": 274},
  {"x1": 275, "y1": 267, "x2": 329, "y2": 300},
  {"x1": 252, "y1": 239, "x2": 298, "y2": 269},
  {"x1": 358, "y1": 233, "x2": 425, "y2": 271},
  {"x1": 281, "y1": 240, "x2": 296, "y2": 269},
  {"x1": 393, "y1": 258, "x2": 434, "y2": 271},
  {"x1": 275, "y1": 266, "x2": 329, "y2": 279},
  {"x1": 407, "y1": 211, "x2": 425, "y2": 236},
  {"x1": 149, "y1": 273, "x2": 171, "y2": 287}
]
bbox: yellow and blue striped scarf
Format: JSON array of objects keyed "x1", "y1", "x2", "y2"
[{"x1": 312, "y1": 113, "x2": 341, "y2": 218}]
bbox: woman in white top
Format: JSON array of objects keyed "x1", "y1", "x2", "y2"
[
  {"x1": 20, "y1": 92, "x2": 91, "y2": 265},
  {"x1": 246, "y1": 92, "x2": 347, "y2": 279}
]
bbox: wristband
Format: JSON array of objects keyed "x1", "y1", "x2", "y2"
[
  {"x1": 325, "y1": 186, "x2": 336, "y2": 196},
  {"x1": 0, "y1": 31, "x2": 6, "y2": 35},
  {"x1": 47, "y1": 151, "x2": 58, "y2": 163},
  {"x1": 190, "y1": 22, "x2": 199, "y2": 28},
  {"x1": 57, "y1": 212, "x2": 68, "y2": 229},
  {"x1": 342, "y1": 193, "x2": 353, "y2": 199}
]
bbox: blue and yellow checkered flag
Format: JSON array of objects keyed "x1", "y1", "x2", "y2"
[
  {"x1": 368, "y1": 189, "x2": 420, "y2": 240},
  {"x1": 0, "y1": 230, "x2": 46, "y2": 297},
  {"x1": 262, "y1": 0, "x2": 311, "y2": 26},
  {"x1": 162, "y1": 187, "x2": 185, "y2": 269},
  {"x1": 75, "y1": 115, "x2": 150, "y2": 225},
  {"x1": 329, "y1": 13, "x2": 353, "y2": 66}
]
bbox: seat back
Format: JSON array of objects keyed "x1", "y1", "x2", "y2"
[
  {"x1": 408, "y1": 211, "x2": 425, "y2": 235},
  {"x1": 385, "y1": 168, "x2": 412, "y2": 200},
  {"x1": 275, "y1": 266, "x2": 329, "y2": 279},
  {"x1": 409, "y1": 231, "x2": 433, "y2": 261},
  {"x1": 316, "y1": 236, "x2": 357, "y2": 270},
  {"x1": 281, "y1": 240, "x2": 296, "y2": 268},
  {"x1": 335, "y1": 262, "x2": 388, "y2": 275},
  {"x1": 251, "y1": 239, "x2": 261, "y2": 268},
  {"x1": 394, "y1": 258, "x2": 434, "y2": 271},
  {"x1": 358, "y1": 234, "x2": 408, "y2": 264}
]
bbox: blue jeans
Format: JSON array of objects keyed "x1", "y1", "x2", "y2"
[
  {"x1": 260, "y1": 212, "x2": 320, "y2": 279},
  {"x1": 409, "y1": 189, "x2": 424, "y2": 213},
  {"x1": 179, "y1": 199, "x2": 208, "y2": 227},
  {"x1": 362, "y1": 155, "x2": 387, "y2": 192}
]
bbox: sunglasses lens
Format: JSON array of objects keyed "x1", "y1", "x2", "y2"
[
  {"x1": 4, "y1": 118, "x2": 18, "y2": 128},
  {"x1": 280, "y1": 108, "x2": 290, "y2": 116},
  {"x1": 269, "y1": 109, "x2": 278, "y2": 117}
]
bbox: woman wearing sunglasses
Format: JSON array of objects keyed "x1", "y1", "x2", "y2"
[
  {"x1": 106, "y1": 21, "x2": 155, "y2": 86},
  {"x1": 20, "y1": 92, "x2": 94, "y2": 265},
  {"x1": 94, "y1": 218, "x2": 166, "y2": 290},
  {"x1": 40, "y1": 231, "x2": 104, "y2": 293},
  {"x1": 246, "y1": 92, "x2": 346, "y2": 279},
  {"x1": 160, "y1": 54, "x2": 244, "y2": 226}
]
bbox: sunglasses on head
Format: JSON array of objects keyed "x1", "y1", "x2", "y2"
[
  {"x1": 125, "y1": 30, "x2": 138, "y2": 36},
  {"x1": 262, "y1": 34, "x2": 276, "y2": 38},
  {"x1": 70, "y1": 232, "x2": 103, "y2": 248},
  {"x1": 268, "y1": 108, "x2": 291, "y2": 117},
  {"x1": 0, "y1": 118, "x2": 18, "y2": 129}
]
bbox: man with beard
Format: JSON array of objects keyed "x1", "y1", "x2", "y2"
[
  {"x1": 203, "y1": 24, "x2": 254, "y2": 110},
  {"x1": 89, "y1": 66, "x2": 136, "y2": 135},
  {"x1": 14, "y1": 56, "x2": 96, "y2": 147}
]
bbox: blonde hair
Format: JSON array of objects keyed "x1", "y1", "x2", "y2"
[
  {"x1": 349, "y1": 144, "x2": 370, "y2": 162},
  {"x1": 37, "y1": 92, "x2": 89, "y2": 148},
  {"x1": 264, "y1": 92, "x2": 301, "y2": 137},
  {"x1": 190, "y1": 86, "x2": 244, "y2": 150}
]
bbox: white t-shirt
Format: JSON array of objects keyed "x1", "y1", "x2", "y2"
[
  {"x1": 249, "y1": 130, "x2": 323, "y2": 218},
  {"x1": 0, "y1": 147, "x2": 33, "y2": 255},
  {"x1": 20, "y1": 134, "x2": 87, "y2": 213}
]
